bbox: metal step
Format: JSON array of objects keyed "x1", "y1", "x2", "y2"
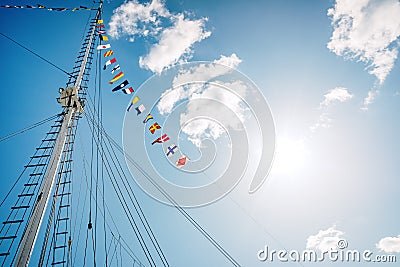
[
  {"x1": 24, "y1": 182, "x2": 39, "y2": 186},
  {"x1": 30, "y1": 155, "x2": 50, "y2": 159},
  {"x1": 57, "y1": 217, "x2": 69, "y2": 221},
  {"x1": 0, "y1": 236, "x2": 17, "y2": 240},
  {"x1": 53, "y1": 245, "x2": 67, "y2": 249},
  {"x1": 25, "y1": 163, "x2": 46, "y2": 168},
  {"x1": 36, "y1": 146, "x2": 53, "y2": 150},
  {"x1": 0, "y1": 252, "x2": 10, "y2": 257},
  {"x1": 56, "y1": 232, "x2": 68, "y2": 235},
  {"x1": 3, "y1": 220, "x2": 23, "y2": 224},
  {"x1": 51, "y1": 261, "x2": 66, "y2": 265},
  {"x1": 42, "y1": 138, "x2": 57, "y2": 142},
  {"x1": 60, "y1": 181, "x2": 71, "y2": 186},
  {"x1": 46, "y1": 131, "x2": 59, "y2": 135},
  {"x1": 57, "y1": 193, "x2": 71, "y2": 197},
  {"x1": 58, "y1": 170, "x2": 71, "y2": 175},
  {"x1": 18, "y1": 193, "x2": 34, "y2": 197},
  {"x1": 11, "y1": 206, "x2": 30, "y2": 210},
  {"x1": 29, "y1": 173, "x2": 43, "y2": 177},
  {"x1": 59, "y1": 204, "x2": 70, "y2": 208}
]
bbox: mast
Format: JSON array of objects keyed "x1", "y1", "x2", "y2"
[{"x1": 14, "y1": 3, "x2": 102, "y2": 266}]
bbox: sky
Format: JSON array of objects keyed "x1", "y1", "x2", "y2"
[{"x1": 1, "y1": 0, "x2": 400, "y2": 266}]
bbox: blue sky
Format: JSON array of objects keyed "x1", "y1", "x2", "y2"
[{"x1": 1, "y1": 0, "x2": 400, "y2": 266}]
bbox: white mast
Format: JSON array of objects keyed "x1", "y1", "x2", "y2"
[{"x1": 14, "y1": 3, "x2": 102, "y2": 266}]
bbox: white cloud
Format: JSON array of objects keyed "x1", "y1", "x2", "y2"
[
  {"x1": 139, "y1": 14, "x2": 211, "y2": 73},
  {"x1": 108, "y1": 0, "x2": 170, "y2": 39},
  {"x1": 306, "y1": 226, "x2": 345, "y2": 253},
  {"x1": 157, "y1": 54, "x2": 242, "y2": 115},
  {"x1": 109, "y1": 0, "x2": 211, "y2": 74},
  {"x1": 156, "y1": 55, "x2": 247, "y2": 147},
  {"x1": 327, "y1": 0, "x2": 400, "y2": 84},
  {"x1": 361, "y1": 89, "x2": 379, "y2": 110},
  {"x1": 376, "y1": 235, "x2": 400, "y2": 253},
  {"x1": 179, "y1": 81, "x2": 249, "y2": 147},
  {"x1": 310, "y1": 87, "x2": 353, "y2": 132},
  {"x1": 310, "y1": 113, "x2": 332, "y2": 132},
  {"x1": 320, "y1": 87, "x2": 353, "y2": 107},
  {"x1": 213, "y1": 53, "x2": 242, "y2": 69}
]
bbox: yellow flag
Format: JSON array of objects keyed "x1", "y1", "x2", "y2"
[
  {"x1": 132, "y1": 96, "x2": 139, "y2": 105},
  {"x1": 97, "y1": 19, "x2": 104, "y2": 24},
  {"x1": 109, "y1": 72, "x2": 124, "y2": 84}
]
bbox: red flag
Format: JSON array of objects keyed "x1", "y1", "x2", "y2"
[
  {"x1": 151, "y1": 134, "x2": 169, "y2": 145},
  {"x1": 149, "y1": 123, "x2": 161, "y2": 134},
  {"x1": 176, "y1": 156, "x2": 189, "y2": 168}
]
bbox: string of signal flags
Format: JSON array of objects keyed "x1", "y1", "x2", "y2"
[
  {"x1": 0, "y1": 4, "x2": 95, "y2": 11},
  {"x1": 96, "y1": 19, "x2": 189, "y2": 168}
]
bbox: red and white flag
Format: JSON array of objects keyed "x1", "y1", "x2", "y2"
[
  {"x1": 96, "y1": 44, "x2": 111, "y2": 50},
  {"x1": 176, "y1": 156, "x2": 189, "y2": 168},
  {"x1": 103, "y1": 58, "x2": 117, "y2": 70},
  {"x1": 151, "y1": 134, "x2": 170, "y2": 145},
  {"x1": 123, "y1": 87, "x2": 134, "y2": 94}
]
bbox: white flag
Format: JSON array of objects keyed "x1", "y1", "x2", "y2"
[{"x1": 96, "y1": 44, "x2": 111, "y2": 50}]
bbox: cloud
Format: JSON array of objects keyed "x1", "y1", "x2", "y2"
[
  {"x1": 157, "y1": 54, "x2": 242, "y2": 115},
  {"x1": 320, "y1": 87, "x2": 354, "y2": 107},
  {"x1": 327, "y1": 0, "x2": 400, "y2": 84},
  {"x1": 179, "y1": 81, "x2": 249, "y2": 147},
  {"x1": 139, "y1": 14, "x2": 211, "y2": 74},
  {"x1": 310, "y1": 87, "x2": 353, "y2": 132},
  {"x1": 310, "y1": 113, "x2": 333, "y2": 132},
  {"x1": 108, "y1": 0, "x2": 170, "y2": 40},
  {"x1": 306, "y1": 226, "x2": 345, "y2": 253},
  {"x1": 109, "y1": 0, "x2": 211, "y2": 74},
  {"x1": 376, "y1": 235, "x2": 400, "y2": 253},
  {"x1": 213, "y1": 53, "x2": 242, "y2": 69},
  {"x1": 156, "y1": 54, "x2": 247, "y2": 147},
  {"x1": 361, "y1": 89, "x2": 379, "y2": 110}
]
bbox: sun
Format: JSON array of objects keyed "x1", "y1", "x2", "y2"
[{"x1": 271, "y1": 136, "x2": 308, "y2": 175}]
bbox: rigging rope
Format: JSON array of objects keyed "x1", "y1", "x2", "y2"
[
  {"x1": 84, "y1": 112, "x2": 241, "y2": 266},
  {"x1": 83, "y1": 109, "x2": 159, "y2": 266},
  {"x1": 0, "y1": 113, "x2": 61, "y2": 143},
  {"x1": 0, "y1": 32, "x2": 72, "y2": 77},
  {"x1": 82, "y1": 91, "x2": 240, "y2": 265},
  {"x1": 74, "y1": 130, "x2": 146, "y2": 266},
  {"x1": 0, "y1": 113, "x2": 61, "y2": 210},
  {"x1": 83, "y1": 79, "x2": 170, "y2": 266}
]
